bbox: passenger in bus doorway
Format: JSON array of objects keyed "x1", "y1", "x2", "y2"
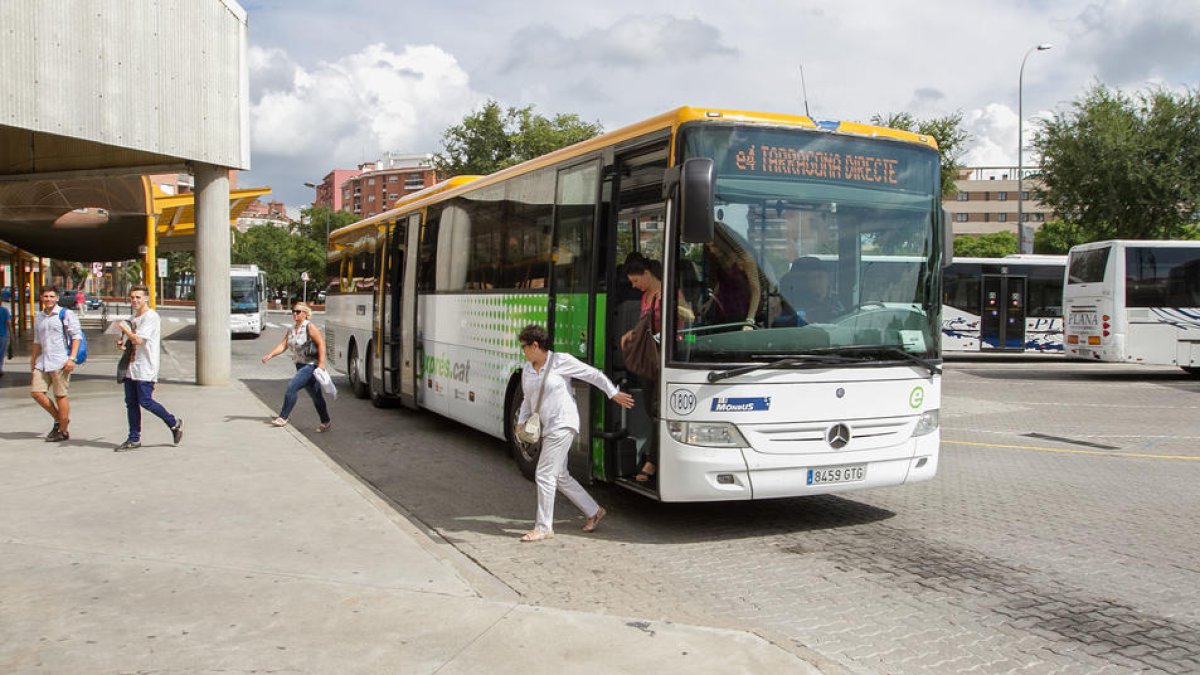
[{"x1": 516, "y1": 324, "x2": 634, "y2": 542}]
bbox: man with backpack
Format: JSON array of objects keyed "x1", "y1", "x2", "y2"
[{"x1": 31, "y1": 286, "x2": 82, "y2": 442}]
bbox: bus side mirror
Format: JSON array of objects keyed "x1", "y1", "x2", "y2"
[
  {"x1": 942, "y1": 208, "x2": 953, "y2": 268},
  {"x1": 667, "y1": 158, "x2": 715, "y2": 243}
]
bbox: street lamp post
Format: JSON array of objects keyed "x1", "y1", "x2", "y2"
[
  {"x1": 304, "y1": 181, "x2": 330, "y2": 304},
  {"x1": 1018, "y1": 42, "x2": 1053, "y2": 254}
]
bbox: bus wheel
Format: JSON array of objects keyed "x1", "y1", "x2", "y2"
[
  {"x1": 1182, "y1": 366, "x2": 1200, "y2": 377},
  {"x1": 506, "y1": 384, "x2": 539, "y2": 481},
  {"x1": 348, "y1": 342, "x2": 368, "y2": 399}
]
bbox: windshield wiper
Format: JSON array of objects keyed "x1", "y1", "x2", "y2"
[
  {"x1": 706, "y1": 354, "x2": 860, "y2": 383},
  {"x1": 805, "y1": 345, "x2": 942, "y2": 377}
]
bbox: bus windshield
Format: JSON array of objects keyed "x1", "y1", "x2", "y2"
[
  {"x1": 231, "y1": 277, "x2": 260, "y2": 313},
  {"x1": 672, "y1": 125, "x2": 941, "y2": 364}
]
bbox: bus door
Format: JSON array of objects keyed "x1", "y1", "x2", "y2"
[
  {"x1": 368, "y1": 215, "x2": 413, "y2": 407},
  {"x1": 397, "y1": 213, "x2": 420, "y2": 408},
  {"x1": 550, "y1": 160, "x2": 602, "y2": 479},
  {"x1": 602, "y1": 140, "x2": 669, "y2": 487},
  {"x1": 368, "y1": 220, "x2": 399, "y2": 405},
  {"x1": 980, "y1": 273, "x2": 1027, "y2": 350}
]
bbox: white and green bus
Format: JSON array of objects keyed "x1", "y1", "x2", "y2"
[{"x1": 325, "y1": 107, "x2": 948, "y2": 502}]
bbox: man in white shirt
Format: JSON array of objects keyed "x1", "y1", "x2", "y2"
[
  {"x1": 114, "y1": 284, "x2": 182, "y2": 451},
  {"x1": 31, "y1": 286, "x2": 82, "y2": 442}
]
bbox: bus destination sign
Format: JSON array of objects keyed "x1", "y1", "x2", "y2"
[{"x1": 734, "y1": 144, "x2": 899, "y2": 185}]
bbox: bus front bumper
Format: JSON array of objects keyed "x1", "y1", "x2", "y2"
[{"x1": 656, "y1": 431, "x2": 939, "y2": 502}]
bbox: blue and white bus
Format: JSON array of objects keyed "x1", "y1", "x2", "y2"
[{"x1": 942, "y1": 255, "x2": 1066, "y2": 353}]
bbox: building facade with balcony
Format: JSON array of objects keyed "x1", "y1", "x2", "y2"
[
  {"x1": 943, "y1": 166, "x2": 1057, "y2": 240},
  {"x1": 311, "y1": 169, "x2": 362, "y2": 211},
  {"x1": 335, "y1": 153, "x2": 440, "y2": 218}
]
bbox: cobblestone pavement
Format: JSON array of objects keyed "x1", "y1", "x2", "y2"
[{"x1": 238, "y1": 340, "x2": 1200, "y2": 675}]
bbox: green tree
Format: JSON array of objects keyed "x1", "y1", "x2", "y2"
[
  {"x1": 1031, "y1": 219, "x2": 1090, "y2": 254},
  {"x1": 297, "y1": 205, "x2": 360, "y2": 247},
  {"x1": 1034, "y1": 84, "x2": 1200, "y2": 241},
  {"x1": 434, "y1": 100, "x2": 603, "y2": 176},
  {"x1": 953, "y1": 231, "x2": 1017, "y2": 258},
  {"x1": 871, "y1": 111, "x2": 970, "y2": 197},
  {"x1": 232, "y1": 225, "x2": 324, "y2": 301}
]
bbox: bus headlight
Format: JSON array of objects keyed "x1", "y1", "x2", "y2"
[
  {"x1": 667, "y1": 421, "x2": 749, "y2": 448},
  {"x1": 913, "y1": 409, "x2": 940, "y2": 437}
]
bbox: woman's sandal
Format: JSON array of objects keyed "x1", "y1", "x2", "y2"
[
  {"x1": 520, "y1": 529, "x2": 554, "y2": 542},
  {"x1": 582, "y1": 506, "x2": 607, "y2": 533},
  {"x1": 317, "y1": 421, "x2": 332, "y2": 433},
  {"x1": 634, "y1": 464, "x2": 657, "y2": 482},
  {"x1": 271, "y1": 417, "x2": 288, "y2": 427}
]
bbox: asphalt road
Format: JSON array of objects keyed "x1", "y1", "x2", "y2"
[{"x1": 166, "y1": 309, "x2": 1200, "y2": 674}]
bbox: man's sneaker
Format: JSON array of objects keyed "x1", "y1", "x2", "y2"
[
  {"x1": 44, "y1": 422, "x2": 60, "y2": 441},
  {"x1": 171, "y1": 419, "x2": 184, "y2": 445},
  {"x1": 114, "y1": 440, "x2": 142, "y2": 452}
]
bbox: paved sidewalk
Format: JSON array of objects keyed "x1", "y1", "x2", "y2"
[{"x1": 0, "y1": 333, "x2": 824, "y2": 674}]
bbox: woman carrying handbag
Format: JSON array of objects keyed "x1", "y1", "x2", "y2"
[
  {"x1": 262, "y1": 301, "x2": 332, "y2": 432},
  {"x1": 515, "y1": 324, "x2": 634, "y2": 542}
]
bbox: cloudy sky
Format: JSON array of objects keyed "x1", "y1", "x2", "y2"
[{"x1": 237, "y1": 0, "x2": 1200, "y2": 210}]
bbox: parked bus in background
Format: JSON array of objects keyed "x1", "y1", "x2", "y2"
[
  {"x1": 230, "y1": 264, "x2": 267, "y2": 336},
  {"x1": 1064, "y1": 240, "x2": 1200, "y2": 374},
  {"x1": 942, "y1": 255, "x2": 1066, "y2": 352},
  {"x1": 325, "y1": 106, "x2": 949, "y2": 502}
]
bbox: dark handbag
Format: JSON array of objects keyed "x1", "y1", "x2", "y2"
[
  {"x1": 623, "y1": 311, "x2": 659, "y2": 380},
  {"x1": 117, "y1": 341, "x2": 134, "y2": 383},
  {"x1": 300, "y1": 323, "x2": 320, "y2": 361},
  {"x1": 301, "y1": 339, "x2": 319, "y2": 361}
]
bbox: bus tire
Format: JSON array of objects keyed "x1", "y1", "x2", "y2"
[
  {"x1": 348, "y1": 341, "x2": 369, "y2": 399},
  {"x1": 506, "y1": 379, "x2": 539, "y2": 481},
  {"x1": 1182, "y1": 366, "x2": 1200, "y2": 377}
]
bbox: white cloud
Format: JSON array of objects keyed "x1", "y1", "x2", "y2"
[
  {"x1": 249, "y1": 43, "x2": 479, "y2": 163},
  {"x1": 237, "y1": 1, "x2": 1200, "y2": 207},
  {"x1": 500, "y1": 15, "x2": 736, "y2": 72},
  {"x1": 962, "y1": 104, "x2": 1019, "y2": 167},
  {"x1": 1070, "y1": 0, "x2": 1200, "y2": 86}
]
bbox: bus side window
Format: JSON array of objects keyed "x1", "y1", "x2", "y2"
[{"x1": 417, "y1": 206, "x2": 442, "y2": 292}]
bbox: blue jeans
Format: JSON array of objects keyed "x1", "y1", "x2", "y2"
[
  {"x1": 279, "y1": 363, "x2": 330, "y2": 424},
  {"x1": 0, "y1": 334, "x2": 8, "y2": 372},
  {"x1": 124, "y1": 379, "x2": 178, "y2": 442}
]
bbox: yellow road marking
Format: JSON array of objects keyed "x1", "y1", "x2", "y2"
[{"x1": 943, "y1": 439, "x2": 1200, "y2": 461}]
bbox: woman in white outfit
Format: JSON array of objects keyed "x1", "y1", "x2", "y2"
[{"x1": 516, "y1": 324, "x2": 634, "y2": 542}]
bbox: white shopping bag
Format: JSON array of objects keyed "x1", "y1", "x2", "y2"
[{"x1": 313, "y1": 367, "x2": 338, "y2": 399}]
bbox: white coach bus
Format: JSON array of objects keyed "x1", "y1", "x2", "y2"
[
  {"x1": 325, "y1": 107, "x2": 948, "y2": 502},
  {"x1": 1063, "y1": 239, "x2": 1200, "y2": 374}
]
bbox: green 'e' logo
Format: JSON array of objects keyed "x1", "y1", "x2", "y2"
[{"x1": 909, "y1": 386, "x2": 925, "y2": 409}]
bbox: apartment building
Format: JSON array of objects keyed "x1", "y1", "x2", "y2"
[
  {"x1": 943, "y1": 166, "x2": 1056, "y2": 238},
  {"x1": 308, "y1": 152, "x2": 441, "y2": 218},
  {"x1": 310, "y1": 169, "x2": 361, "y2": 211}
]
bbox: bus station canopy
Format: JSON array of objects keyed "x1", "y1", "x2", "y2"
[
  {"x1": 0, "y1": 176, "x2": 271, "y2": 261},
  {"x1": 153, "y1": 184, "x2": 272, "y2": 253}
]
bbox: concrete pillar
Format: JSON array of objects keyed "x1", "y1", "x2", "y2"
[{"x1": 194, "y1": 163, "x2": 231, "y2": 385}]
